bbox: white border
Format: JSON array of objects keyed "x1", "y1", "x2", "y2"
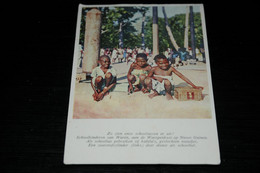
[{"x1": 64, "y1": 4, "x2": 220, "y2": 165}]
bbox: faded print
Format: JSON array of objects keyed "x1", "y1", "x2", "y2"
[{"x1": 73, "y1": 5, "x2": 213, "y2": 119}]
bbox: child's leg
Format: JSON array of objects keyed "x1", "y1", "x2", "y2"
[
  {"x1": 105, "y1": 72, "x2": 113, "y2": 88},
  {"x1": 95, "y1": 76, "x2": 103, "y2": 93},
  {"x1": 139, "y1": 74, "x2": 146, "y2": 87},
  {"x1": 144, "y1": 77, "x2": 152, "y2": 91},
  {"x1": 127, "y1": 74, "x2": 136, "y2": 84},
  {"x1": 144, "y1": 77, "x2": 159, "y2": 98},
  {"x1": 141, "y1": 76, "x2": 150, "y2": 93},
  {"x1": 128, "y1": 74, "x2": 142, "y2": 92},
  {"x1": 164, "y1": 79, "x2": 174, "y2": 100},
  {"x1": 148, "y1": 90, "x2": 159, "y2": 99},
  {"x1": 95, "y1": 73, "x2": 112, "y2": 101}
]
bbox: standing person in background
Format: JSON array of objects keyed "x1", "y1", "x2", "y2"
[
  {"x1": 100, "y1": 48, "x2": 105, "y2": 56},
  {"x1": 111, "y1": 48, "x2": 118, "y2": 64},
  {"x1": 118, "y1": 47, "x2": 124, "y2": 63},
  {"x1": 123, "y1": 48, "x2": 127, "y2": 62}
]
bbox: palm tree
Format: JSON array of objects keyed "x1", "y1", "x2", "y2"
[
  {"x1": 184, "y1": 6, "x2": 190, "y2": 49},
  {"x1": 189, "y1": 6, "x2": 196, "y2": 59},
  {"x1": 162, "y1": 7, "x2": 180, "y2": 51},
  {"x1": 152, "y1": 7, "x2": 159, "y2": 56}
]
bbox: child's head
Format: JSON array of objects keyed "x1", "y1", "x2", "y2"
[
  {"x1": 98, "y1": 55, "x2": 111, "y2": 68},
  {"x1": 154, "y1": 54, "x2": 170, "y2": 70},
  {"x1": 135, "y1": 53, "x2": 148, "y2": 67}
]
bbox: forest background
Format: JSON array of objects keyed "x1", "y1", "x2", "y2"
[{"x1": 79, "y1": 6, "x2": 203, "y2": 53}]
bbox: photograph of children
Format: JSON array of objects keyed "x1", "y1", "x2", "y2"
[{"x1": 73, "y1": 5, "x2": 213, "y2": 119}]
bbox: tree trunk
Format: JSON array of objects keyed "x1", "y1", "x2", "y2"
[
  {"x1": 184, "y1": 6, "x2": 190, "y2": 50},
  {"x1": 119, "y1": 22, "x2": 123, "y2": 48},
  {"x1": 82, "y1": 8, "x2": 102, "y2": 75},
  {"x1": 141, "y1": 13, "x2": 145, "y2": 49},
  {"x1": 152, "y1": 7, "x2": 159, "y2": 57},
  {"x1": 189, "y1": 6, "x2": 196, "y2": 60},
  {"x1": 162, "y1": 7, "x2": 180, "y2": 51}
]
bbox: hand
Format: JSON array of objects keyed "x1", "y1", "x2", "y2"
[
  {"x1": 95, "y1": 92, "x2": 105, "y2": 101},
  {"x1": 141, "y1": 88, "x2": 150, "y2": 93},
  {"x1": 92, "y1": 92, "x2": 98, "y2": 101},
  {"x1": 103, "y1": 87, "x2": 108, "y2": 93}
]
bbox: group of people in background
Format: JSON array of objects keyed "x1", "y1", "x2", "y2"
[
  {"x1": 100, "y1": 47, "x2": 151, "y2": 65},
  {"x1": 77, "y1": 44, "x2": 205, "y2": 69},
  {"x1": 163, "y1": 47, "x2": 205, "y2": 67}
]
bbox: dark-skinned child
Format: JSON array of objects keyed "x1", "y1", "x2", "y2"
[
  {"x1": 127, "y1": 53, "x2": 152, "y2": 94},
  {"x1": 91, "y1": 55, "x2": 117, "y2": 101},
  {"x1": 144, "y1": 54, "x2": 203, "y2": 100}
]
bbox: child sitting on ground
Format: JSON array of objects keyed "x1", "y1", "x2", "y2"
[
  {"x1": 127, "y1": 53, "x2": 152, "y2": 94},
  {"x1": 91, "y1": 55, "x2": 117, "y2": 101},
  {"x1": 144, "y1": 54, "x2": 203, "y2": 100}
]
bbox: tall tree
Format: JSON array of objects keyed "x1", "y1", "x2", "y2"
[
  {"x1": 162, "y1": 6, "x2": 180, "y2": 51},
  {"x1": 141, "y1": 12, "x2": 146, "y2": 49},
  {"x1": 184, "y1": 6, "x2": 189, "y2": 49},
  {"x1": 80, "y1": 6, "x2": 202, "y2": 51},
  {"x1": 118, "y1": 21, "x2": 124, "y2": 48},
  {"x1": 139, "y1": 7, "x2": 148, "y2": 49},
  {"x1": 189, "y1": 6, "x2": 196, "y2": 59},
  {"x1": 152, "y1": 7, "x2": 159, "y2": 56}
]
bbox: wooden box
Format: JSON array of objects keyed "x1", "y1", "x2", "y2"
[{"x1": 174, "y1": 87, "x2": 203, "y2": 101}]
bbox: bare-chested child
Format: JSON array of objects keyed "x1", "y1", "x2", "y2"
[
  {"x1": 91, "y1": 55, "x2": 117, "y2": 101},
  {"x1": 144, "y1": 54, "x2": 203, "y2": 100},
  {"x1": 127, "y1": 53, "x2": 152, "y2": 94}
]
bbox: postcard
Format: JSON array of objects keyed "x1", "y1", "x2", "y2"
[{"x1": 64, "y1": 4, "x2": 220, "y2": 164}]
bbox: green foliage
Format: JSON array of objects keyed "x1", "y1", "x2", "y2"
[
  {"x1": 79, "y1": 7, "x2": 203, "y2": 51},
  {"x1": 169, "y1": 12, "x2": 203, "y2": 51},
  {"x1": 144, "y1": 12, "x2": 203, "y2": 53},
  {"x1": 79, "y1": 7, "x2": 147, "y2": 48}
]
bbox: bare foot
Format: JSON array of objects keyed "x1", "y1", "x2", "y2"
[
  {"x1": 134, "y1": 87, "x2": 141, "y2": 92},
  {"x1": 92, "y1": 93, "x2": 97, "y2": 101},
  {"x1": 166, "y1": 93, "x2": 174, "y2": 100},
  {"x1": 141, "y1": 88, "x2": 150, "y2": 93},
  {"x1": 128, "y1": 85, "x2": 134, "y2": 94},
  {"x1": 148, "y1": 92, "x2": 159, "y2": 99}
]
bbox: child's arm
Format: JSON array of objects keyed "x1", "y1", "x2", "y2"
[
  {"x1": 104, "y1": 77, "x2": 117, "y2": 92},
  {"x1": 148, "y1": 67, "x2": 164, "y2": 83},
  {"x1": 127, "y1": 63, "x2": 135, "y2": 92},
  {"x1": 127, "y1": 63, "x2": 134, "y2": 79},
  {"x1": 146, "y1": 65, "x2": 152, "y2": 73},
  {"x1": 147, "y1": 67, "x2": 155, "y2": 78},
  {"x1": 172, "y1": 67, "x2": 203, "y2": 89}
]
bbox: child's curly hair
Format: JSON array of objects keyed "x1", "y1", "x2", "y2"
[
  {"x1": 154, "y1": 54, "x2": 168, "y2": 62},
  {"x1": 136, "y1": 53, "x2": 148, "y2": 61},
  {"x1": 98, "y1": 55, "x2": 110, "y2": 61}
]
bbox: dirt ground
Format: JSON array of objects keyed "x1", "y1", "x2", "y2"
[{"x1": 73, "y1": 62, "x2": 213, "y2": 119}]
